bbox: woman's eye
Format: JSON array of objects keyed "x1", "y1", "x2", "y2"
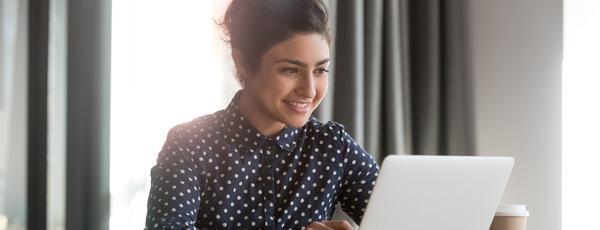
[
  {"x1": 283, "y1": 68, "x2": 298, "y2": 74},
  {"x1": 315, "y1": 68, "x2": 329, "y2": 74}
]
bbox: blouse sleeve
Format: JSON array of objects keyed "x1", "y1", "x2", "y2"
[
  {"x1": 145, "y1": 126, "x2": 208, "y2": 230},
  {"x1": 336, "y1": 125, "x2": 380, "y2": 226}
]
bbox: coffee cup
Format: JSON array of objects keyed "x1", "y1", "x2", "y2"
[{"x1": 489, "y1": 204, "x2": 529, "y2": 230}]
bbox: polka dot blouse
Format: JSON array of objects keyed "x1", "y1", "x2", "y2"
[{"x1": 145, "y1": 90, "x2": 380, "y2": 230}]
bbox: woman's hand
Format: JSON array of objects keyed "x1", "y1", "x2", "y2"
[{"x1": 305, "y1": 220, "x2": 354, "y2": 230}]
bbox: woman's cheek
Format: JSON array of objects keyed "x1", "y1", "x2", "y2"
[{"x1": 316, "y1": 77, "x2": 328, "y2": 95}]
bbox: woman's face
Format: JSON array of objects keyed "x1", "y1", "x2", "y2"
[{"x1": 242, "y1": 33, "x2": 330, "y2": 128}]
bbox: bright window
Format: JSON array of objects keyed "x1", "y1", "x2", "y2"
[
  {"x1": 110, "y1": 0, "x2": 237, "y2": 228},
  {"x1": 563, "y1": 1, "x2": 600, "y2": 229}
]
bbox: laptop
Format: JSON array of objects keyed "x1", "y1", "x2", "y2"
[{"x1": 359, "y1": 155, "x2": 514, "y2": 230}]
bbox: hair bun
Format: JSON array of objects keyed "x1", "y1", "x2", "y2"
[{"x1": 216, "y1": 0, "x2": 332, "y2": 86}]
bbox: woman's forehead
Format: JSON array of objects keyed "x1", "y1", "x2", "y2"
[{"x1": 263, "y1": 34, "x2": 330, "y2": 64}]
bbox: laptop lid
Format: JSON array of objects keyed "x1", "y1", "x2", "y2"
[{"x1": 359, "y1": 155, "x2": 514, "y2": 230}]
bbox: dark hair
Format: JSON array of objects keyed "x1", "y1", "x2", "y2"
[{"x1": 217, "y1": 0, "x2": 333, "y2": 86}]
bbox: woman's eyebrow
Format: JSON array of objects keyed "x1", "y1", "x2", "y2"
[
  {"x1": 275, "y1": 58, "x2": 330, "y2": 67},
  {"x1": 315, "y1": 58, "x2": 330, "y2": 66}
]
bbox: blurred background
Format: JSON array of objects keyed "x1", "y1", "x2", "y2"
[{"x1": 0, "y1": 0, "x2": 596, "y2": 230}]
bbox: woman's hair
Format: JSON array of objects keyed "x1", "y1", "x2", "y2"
[{"x1": 217, "y1": 0, "x2": 333, "y2": 86}]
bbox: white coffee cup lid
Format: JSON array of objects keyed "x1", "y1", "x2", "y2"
[{"x1": 495, "y1": 204, "x2": 530, "y2": 216}]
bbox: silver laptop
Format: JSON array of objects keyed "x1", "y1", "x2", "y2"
[{"x1": 359, "y1": 155, "x2": 514, "y2": 230}]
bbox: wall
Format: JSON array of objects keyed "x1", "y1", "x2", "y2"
[{"x1": 465, "y1": 1, "x2": 562, "y2": 230}]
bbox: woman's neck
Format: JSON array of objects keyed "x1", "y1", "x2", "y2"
[{"x1": 238, "y1": 90, "x2": 286, "y2": 137}]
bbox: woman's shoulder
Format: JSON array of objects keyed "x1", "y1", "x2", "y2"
[
  {"x1": 306, "y1": 116, "x2": 347, "y2": 138},
  {"x1": 164, "y1": 109, "x2": 227, "y2": 141}
]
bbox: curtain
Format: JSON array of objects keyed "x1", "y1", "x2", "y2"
[
  {"x1": 318, "y1": 0, "x2": 475, "y2": 227},
  {"x1": 28, "y1": 0, "x2": 51, "y2": 229},
  {"x1": 22, "y1": 1, "x2": 112, "y2": 229},
  {"x1": 65, "y1": 0, "x2": 111, "y2": 230},
  {"x1": 315, "y1": 0, "x2": 475, "y2": 163}
]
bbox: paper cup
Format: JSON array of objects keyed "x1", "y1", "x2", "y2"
[{"x1": 489, "y1": 204, "x2": 529, "y2": 230}]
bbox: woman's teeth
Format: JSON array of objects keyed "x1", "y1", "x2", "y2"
[{"x1": 287, "y1": 101, "x2": 308, "y2": 108}]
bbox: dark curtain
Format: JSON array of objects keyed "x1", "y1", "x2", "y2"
[
  {"x1": 27, "y1": 0, "x2": 111, "y2": 230},
  {"x1": 316, "y1": 0, "x2": 475, "y2": 226},
  {"x1": 65, "y1": 0, "x2": 111, "y2": 230},
  {"x1": 315, "y1": 0, "x2": 475, "y2": 163},
  {"x1": 26, "y1": 0, "x2": 112, "y2": 229},
  {"x1": 27, "y1": 0, "x2": 112, "y2": 229},
  {"x1": 28, "y1": 0, "x2": 50, "y2": 229}
]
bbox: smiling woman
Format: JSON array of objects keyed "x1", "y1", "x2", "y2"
[
  {"x1": 143, "y1": 0, "x2": 379, "y2": 230},
  {"x1": 236, "y1": 34, "x2": 331, "y2": 136}
]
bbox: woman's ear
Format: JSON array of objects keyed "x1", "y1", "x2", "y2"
[{"x1": 232, "y1": 49, "x2": 249, "y2": 79}]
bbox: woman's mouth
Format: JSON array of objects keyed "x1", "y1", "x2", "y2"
[{"x1": 284, "y1": 100, "x2": 310, "y2": 113}]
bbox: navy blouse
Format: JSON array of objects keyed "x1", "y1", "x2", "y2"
[{"x1": 145, "y1": 90, "x2": 380, "y2": 230}]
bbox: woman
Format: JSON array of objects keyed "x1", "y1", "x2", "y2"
[{"x1": 144, "y1": 0, "x2": 379, "y2": 229}]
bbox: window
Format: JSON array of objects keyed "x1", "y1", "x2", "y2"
[{"x1": 110, "y1": 1, "x2": 237, "y2": 228}]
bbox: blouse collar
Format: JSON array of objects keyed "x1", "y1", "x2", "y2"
[{"x1": 221, "y1": 90, "x2": 302, "y2": 153}]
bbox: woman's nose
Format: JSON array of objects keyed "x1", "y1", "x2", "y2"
[{"x1": 296, "y1": 72, "x2": 316, "y2": 98}]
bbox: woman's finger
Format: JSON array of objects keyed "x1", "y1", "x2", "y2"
[
  {"x1": 317, "y1": 220, "x2": 354, "y2": 230},
  {"x1": 305, "y1": 222, "x2": 334, "y2": 230}
]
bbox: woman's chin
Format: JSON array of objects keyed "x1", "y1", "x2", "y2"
[{"x1": 285, "y1": 117, "x2": 309, "y2": 128}]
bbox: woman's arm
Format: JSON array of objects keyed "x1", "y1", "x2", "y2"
[
  {"x1": 336, "y1": 125, "x2": 380, "y2": 226},
  {"x1": 144, "y1": 126, "x2": 207, "y2": 230}
]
